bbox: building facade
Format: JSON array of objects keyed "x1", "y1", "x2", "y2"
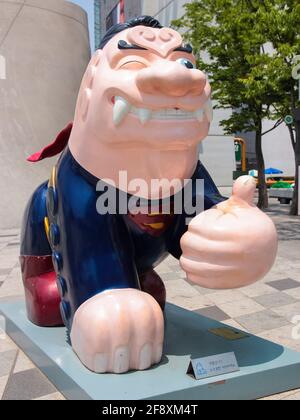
[
  {"x1": 94, "y1": 0, "x2": 295, "y2": 185},
  {"x1": 94, "y1": 0, "x2": 142, "y2": 48}
]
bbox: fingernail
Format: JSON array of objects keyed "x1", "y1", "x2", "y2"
[
  {"x1": 113, "y1": 346, "x2": 130, "y2": 374},
  {"x1": 139, "y1": 344, "x2": 152, "y2": 370},
  {"x1": 154, "y1": 344, "x2": 163, "y2": 364},
  {"x1": 93, "y1": 353, "x2": 108, "y2": 373}
]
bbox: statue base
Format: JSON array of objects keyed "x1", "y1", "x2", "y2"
[{"x1": 1, "y1": 298, "x2": 300, "y2": 400}]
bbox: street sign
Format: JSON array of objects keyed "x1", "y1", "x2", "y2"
[{"x1": 285, "y1": 115, "x2": 294, "y2": 125}]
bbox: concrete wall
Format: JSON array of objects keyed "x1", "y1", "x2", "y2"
[
  {"x1": 262, "y1": 120, "x2": 295, "y2": 177},
  {"x1": 0, "y1": 0, "x2": 91, "y2": 229}
]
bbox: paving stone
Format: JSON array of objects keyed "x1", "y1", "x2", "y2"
[
  {"x1": 206, "y1": 290, "x2": 246, "y2": 305},
  {"x1": 192, "y1": 285, "x2": 217, "y2": 295},
  {"x1": 2, "y1": 368, "x2": 57, "y2": 400},
  {"x1": 260, "y1": 389, "x2": 300, "y2": 400},
  {"x1": 235, "y1": 310, "x2": 290, "y2": 334},
  {"x1": 285, "y1": 288, "x2": 300, "y2": 300},
  {"x1": 0, "y1": 267, "x2": 24, "y2": 298},
  {"x1": 0, "y1": 350, "x2": 17, "y2": 377},
  {"x1": 0, "y1": 229, "x2": 20, "y2": 237},
  {"x1": 254, "y1": 292, "x2": 298, "y2": 309},
  {"x1": 272, "y1": 302, "x2": 300, "y2": 322},
  {"x1": 258, "y1": 325, "x2": 300, "y2": 352},
  {"x1": 13, "y1": 351, "x2": 35, "y2": 374},
  {"x1": 34, "y1": 392, "x2": 65, "y2": 401},
  {"x1": 223, "y1": 319, "x2": 249, "y2": 333},
  {"x1": 7, "y1": 242, "x2": 20, "y2": 247},
  {"x1": 165, "y1": 279, "x2": 203, "y2": 299},
  {"x1": 168, "y1": 294, "x2": 214, "y2": 311},
  {"x1": 194, "y1": 306, "x2": 230, "y2": 322},
  {"x1": 155, "y1": 265, "x2": 173, "y2": 275},
  {"x1": 267, "y1": 278, "x2": 300, "y2": 291},
  {"x1": 240, "y1": 283, "x2": 276, "y2": 298},
  {"x1": 0, "y1": 375, "x2": 8, "y2": 399},
  {"x1": 281, "y1": 391, "x2": 300, "y2": 400},
  {"x1": 161, "y1": 272, "x2": 182, "y2": 282},
  {"x1": 218, "y1": 298, "x2": 264, "y2": 319},
  {"x1": 0, "y1": 335, "x2": 18, "y2": 353},
  {"x1": 0, "y1": 269, "x2": 12, "y2": 276}
]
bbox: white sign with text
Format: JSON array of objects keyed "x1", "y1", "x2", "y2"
[{"x1": 187, "y1": 352, "x2": 239, "y2": 380}]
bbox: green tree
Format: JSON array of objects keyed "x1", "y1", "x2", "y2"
[
  {"x1": 173, "y1": 0, "x2": 299, "y2": 211},
  {"x1": 254, "y1": 0, "x2": 300, "y2": 215}
]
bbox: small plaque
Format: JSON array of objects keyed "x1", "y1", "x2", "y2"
[
  {"x1": 209, "y1": 327, "x2": 249, "y2": 341},
  {"x1": 187, "y1": 352, "x2": 239, "y2": 380}
]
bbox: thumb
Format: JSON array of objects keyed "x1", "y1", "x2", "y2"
[{"x1": 232, "y1": 175, "x2": 256, "y2": 205}]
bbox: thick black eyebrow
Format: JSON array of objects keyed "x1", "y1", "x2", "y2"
[
  {"x1": 118, "y1": 40, "x2": 147, "y2": 51},
  {"x1": 174, "y1": 44, "x2": 193, "y2": 54}
]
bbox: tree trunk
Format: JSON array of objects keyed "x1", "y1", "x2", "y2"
[
  {"x1": 256, "y1": 119, "x2": 268, "y2": 209},
  {"x1": 290, "y1": 121, "x2": 300, "y2": 216}
]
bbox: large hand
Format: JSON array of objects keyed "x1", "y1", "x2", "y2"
[
  {"x1": 180, "y1": 176, "x2": 278, "y2": 289},
  {"x1": 70, "y1": 289, "x2": 164, "y2": 374}
]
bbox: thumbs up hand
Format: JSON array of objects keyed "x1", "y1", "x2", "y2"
[{"x1": 180, "y1": 176, "x2": 278, "y2": 289}]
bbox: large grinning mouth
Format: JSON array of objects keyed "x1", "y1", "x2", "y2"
[{"x1": 112, "y1": 96, "x2": 213, "y2": 126}]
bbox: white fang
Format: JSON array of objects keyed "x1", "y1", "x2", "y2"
[
  {"x1": 138, "y1": 108, "x2": 152, "y2": 124},
  {"x1": 113, "y1": 96, "x2": 131, "y2": 126}
]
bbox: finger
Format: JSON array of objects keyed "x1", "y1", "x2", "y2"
[
  {"x1": 143, "y1": 293, "x2": 164, "y2": 365},
  {"x1": 181, "y1": 231, "x2": 250, "y2": 266},
  {"x1": 232, "y1": 175, "x2": 256, "y2": 205},
  {"x1": 128, "y1": 291, "x2": 156, "y2": 370},
  {"x1": 107, "y1": 291, "x2": 131, "y2": 373},
  {"x1": 180, "y1": 256, "x2": 243, "y2": 279}
]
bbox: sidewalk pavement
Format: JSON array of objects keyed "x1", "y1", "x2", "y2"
[{"x1": 0, "y1": 199, "x2": 299, "y2": 400}]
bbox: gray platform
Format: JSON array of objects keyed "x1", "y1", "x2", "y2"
[{"x1": 1, "y1": 298, "x2": 300, "y2": 400}]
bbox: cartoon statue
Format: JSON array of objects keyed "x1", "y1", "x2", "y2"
[{"x1": 20, "y1": 17, "x2": 278, "y2": 374}]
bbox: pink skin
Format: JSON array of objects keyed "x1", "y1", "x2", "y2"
[
  {"x1": 69, "y1": 27, "x2": 210, "y2": 199},
  {"x1": 69, "y1": 26, "x2": 278, "y2": 374},
  {"x1": 71, "y1": 289, "x2": 164, "y2": 373},
  {"x1": 180, "y1": 176, "x2": 278, "y2": 289}
]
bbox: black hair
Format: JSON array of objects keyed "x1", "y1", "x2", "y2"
[{"x1": 98, "y1": 15, "x2": 163, "y2": 50}]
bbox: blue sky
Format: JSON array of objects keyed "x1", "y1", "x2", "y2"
[{"x1": 68, "y1": 0, "x2": 95, "y2": 51}]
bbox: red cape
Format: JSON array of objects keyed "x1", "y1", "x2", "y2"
[{"x1": 27, "y1": 123, "x2": 73, "y2": 162}]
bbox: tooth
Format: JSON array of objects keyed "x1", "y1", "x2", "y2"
[
  {"x1": 204, "y1": 99, "x2": 213, "y2": 122},
  {"x1": 138, "y1": 108, "x2": 152, "y2": 124},
  {"x1": 194, "y1": 108, "x2": 204, "y2": 122},
  {"x1": 113, "y1": 96, "x2": 131, "y2": 126}
]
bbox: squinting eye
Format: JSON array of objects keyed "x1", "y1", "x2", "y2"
[
  {"x1": 176, "y1": 58, "x2": 195, "y2": 69},
  {"x1": 119, "y1": 61, "x2": 146, "y2": 70}
]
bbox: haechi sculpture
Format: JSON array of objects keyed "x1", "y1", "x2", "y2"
[{"x1": 20, "y1": 16, "x2": 278, "y2": 374}]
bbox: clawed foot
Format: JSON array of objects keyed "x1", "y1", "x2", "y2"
[{"x1": 70, "y1": 288, "x2": 164, "y2": 373}]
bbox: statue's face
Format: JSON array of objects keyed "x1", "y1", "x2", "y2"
[{"x1": 77, "y1": 26, "x2": 212, "y2": 150}]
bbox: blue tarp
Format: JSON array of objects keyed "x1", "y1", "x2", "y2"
[{"x1": 264, "y1": 168, "x2": 283, "y2": 175}]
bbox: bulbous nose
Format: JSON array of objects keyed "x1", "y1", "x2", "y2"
[{"x1": 136, "y1": 60, "x2": 206, "y2": 97}]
